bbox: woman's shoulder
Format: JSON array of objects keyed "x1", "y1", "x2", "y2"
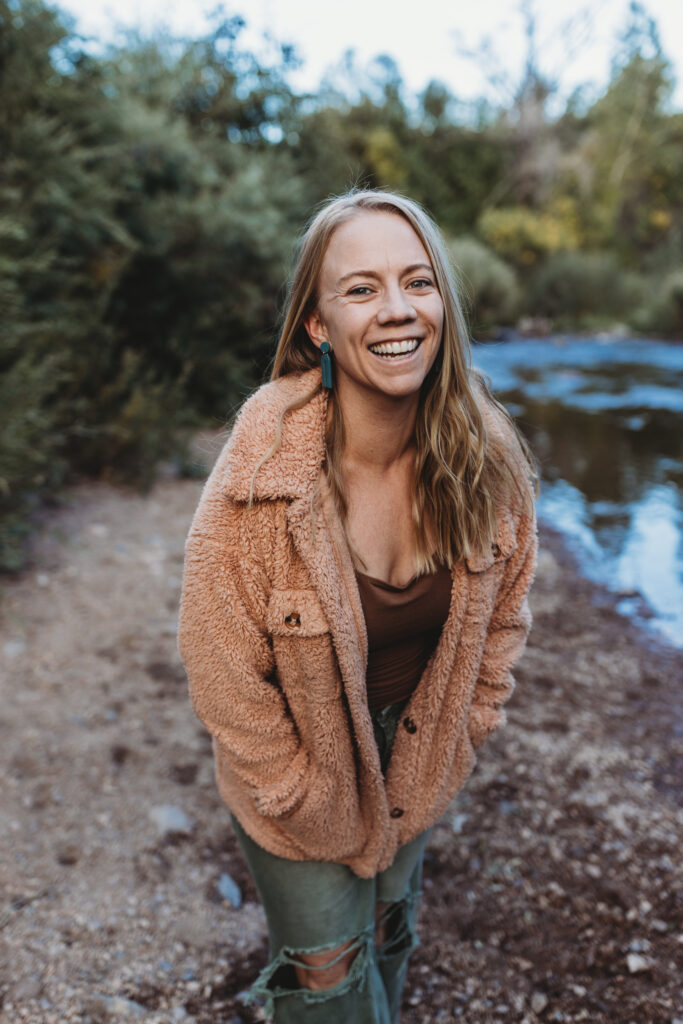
[
  {"x1": 470, "y1": 374, "x2": 537, "y2": 519},
  {"x1": 209, "y1": 368, "x2": 325, "y2": 502},
  {"x1": 472, "y1": 376, "x2": 527, "y2": 463}
]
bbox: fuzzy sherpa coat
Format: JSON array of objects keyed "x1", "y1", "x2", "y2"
[{"x1": 178, "y1": 367, "x2": 537, "y2": 879}]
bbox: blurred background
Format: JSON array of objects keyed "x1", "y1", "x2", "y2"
[{"x1": 1, "y1": 0, "x2": 682, "y2": 645}]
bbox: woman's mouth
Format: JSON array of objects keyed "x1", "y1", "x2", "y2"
[{"x1": 368, "y1": 338, "x2": 421, "y2": 359}]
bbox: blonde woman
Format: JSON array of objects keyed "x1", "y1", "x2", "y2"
[{"x1": 179, "y1": 189, "x2": 537, "y2": 1024}]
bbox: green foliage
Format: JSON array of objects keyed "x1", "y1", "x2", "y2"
[
  {"x1": 478, "y1": 199, "x2": 581, "y2": 269},
  {"x1": 525, "y1": 251, "x2": 645, "y2": 323},
  {"x1": 631, "y1": 268, "x2": 683, "y2": 336},
  {"x1": 447, "y1": 237, "x2": 519, "y2": 332}
]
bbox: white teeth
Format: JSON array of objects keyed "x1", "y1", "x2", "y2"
[{"x1": 369, "y1": 339, "x2": 420, "y2": 356}]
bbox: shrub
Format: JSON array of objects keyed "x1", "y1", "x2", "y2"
[
  {"x1": 447, "y1": 236, "x2": 520, "y2": 332},
  {"x1": 478, "y1": 199, "x2": 581, "y2": 269},
  {"x1": 630, "y1": 268, "x2": 683, "y2": 337},
  {"x1": 526, "y1": 251, "x2": 645, "y2": 322}
]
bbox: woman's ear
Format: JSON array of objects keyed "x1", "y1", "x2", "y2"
[{"x1": 303, "y1": 311, "x2": 328, "y2": 351}]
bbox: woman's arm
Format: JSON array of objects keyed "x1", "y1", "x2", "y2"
[
  {"x1": 468, "y1": 487, "x2": 538, "y2": 749},
  {"x1": 178, "y1": 495, "x2": 309, "y2": 818}
]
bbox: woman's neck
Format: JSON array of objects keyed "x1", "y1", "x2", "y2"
[{"x1": 334, "y1": 381, "x2": 419, "y2": 474}]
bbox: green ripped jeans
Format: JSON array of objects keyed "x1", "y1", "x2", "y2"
[{"x1": 230, "y1": 700, "x2": 432, "y2": 1024}]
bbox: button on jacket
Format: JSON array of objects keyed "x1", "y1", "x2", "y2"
[{"x1": 178, "y1": 368, "x2": 537, "y2": 879}]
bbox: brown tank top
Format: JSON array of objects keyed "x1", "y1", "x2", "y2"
[{"x1": 355, "y1": 562, "x2": 453, "y2": 712}]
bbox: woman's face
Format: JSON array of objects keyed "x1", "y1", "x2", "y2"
[{"x1": 305, "y1": 211, "x2": 444, "y2": 403}]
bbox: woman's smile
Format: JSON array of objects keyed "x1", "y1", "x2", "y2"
[{"x1": 368, "y1": 337, "x2": 423, "y2": 359}]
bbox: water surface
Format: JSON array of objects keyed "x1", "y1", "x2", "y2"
[{"x1": 473, "y1": 336, "x2": 683, "y2": 648}]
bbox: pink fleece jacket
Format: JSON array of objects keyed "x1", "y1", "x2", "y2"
[{"x1": 178, "y1": 368, "x2": 537, "y2": 878}]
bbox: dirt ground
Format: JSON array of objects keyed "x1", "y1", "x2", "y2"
[{"x1": 1, "y1": 447, "x2": 681, "y2": 1024}]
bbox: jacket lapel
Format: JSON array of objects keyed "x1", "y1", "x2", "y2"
[{"x1": 286, "y1": 478, "x2": 383, "y2": 781}]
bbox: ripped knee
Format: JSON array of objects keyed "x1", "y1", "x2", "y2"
[
  {"x1": 249, "y1": 930, "x2": 372, "y2": 1009},
  {"x1": 292, "y1": 937, "x2": 359, "y2": 990},
  {"x1": 374, "y1": 897, "x2": 417, "y2": 957}
]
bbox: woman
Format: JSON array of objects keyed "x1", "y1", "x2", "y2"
[{"x1": 178, "y1": 189, "x2": 537, "y2": 1023}]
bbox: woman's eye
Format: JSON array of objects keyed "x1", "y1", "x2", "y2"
[
  {"x1": 348, "y1": 286, "x2": 373, "y2": 296},
  {"x1": 408, "y1": 278, "x2": 432, "y2": 289}
]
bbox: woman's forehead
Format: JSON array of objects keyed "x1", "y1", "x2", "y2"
[{"x1": 321, "y1": 210, "x2": 431, "y2": 281}]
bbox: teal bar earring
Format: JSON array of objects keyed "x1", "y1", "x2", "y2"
[{"x1": 320, "y1": 341, "x2": 333, "y2": 389}]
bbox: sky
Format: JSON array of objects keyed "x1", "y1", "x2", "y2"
[{"x1": 55, "y1": 0, "x2": 683, "y2": 111}]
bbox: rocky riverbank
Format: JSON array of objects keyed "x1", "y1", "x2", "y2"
[{"x1": 1, "y1": 462, "x2": 681, "y2": 1024}]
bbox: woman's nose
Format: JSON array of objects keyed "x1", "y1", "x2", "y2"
[{"x1": 376, "y1": 285, "x2": 417, "y2": 324}]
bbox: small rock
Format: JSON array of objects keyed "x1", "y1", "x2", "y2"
[
  {"x1": 11, "y1": 976, "x2": 43, "y2": 1001},
  {"x1": 217, "y1": 873, "x2": 242, "y2": 908},
  {"x1": 585, "y1": 863, "x2": 602, "y2": 879},
  {"x1": 3, "y1": 640, "x2": 26, "y2": 659},
  {"x1": 626, "y1": 953, "x2": 651, "y2": 973},
  {"x1": 531, "y1": 992, "x2": 549, "y2": 1014},
  {"x1": 56, "y1": 842, "x2": 80, "y2": 866},
  {"x1": 36, "y1": 573, "x2": 50, "y2": 587},
  {"x1": 150, "y1": 805, "x2": 194, "y2": 836},
  {"x1": 90, "y1": 523, "x2": 109, "y2": 538},
  {"x1": 86, "y1": 994, "x2": 147, "y2": 1019}
]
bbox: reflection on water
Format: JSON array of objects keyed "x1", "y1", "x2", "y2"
[{"x1": 473, "y1": 336, "x2": 683, "y2": 647}]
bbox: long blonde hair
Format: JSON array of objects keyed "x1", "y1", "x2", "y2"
[{"x1": 263, "y1": 188, "x2": 536, "y2": 572}]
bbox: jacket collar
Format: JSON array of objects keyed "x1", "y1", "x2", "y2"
[
  {"x1": 219, "y1": 365, "x2": 518, "y2": 565},
  {"x1": 220, "y1": 368, "x2": 327, "y2": 503}
]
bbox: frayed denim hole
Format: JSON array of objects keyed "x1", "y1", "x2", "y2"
[
  {"x1": 248, "y1": 927, "x2": 375, "y2": 1008},
  {"x1": 375, "y1": 897, "x2": 419, "y2": 959}
]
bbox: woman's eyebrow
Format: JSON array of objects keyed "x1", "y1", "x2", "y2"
[{"x1": 336, "y1": 263, "x2": 434, "y2": 287}]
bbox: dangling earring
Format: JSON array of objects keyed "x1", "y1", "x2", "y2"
[{"x1": 320, "y1": 341, "x2": 333, "y2": 390}]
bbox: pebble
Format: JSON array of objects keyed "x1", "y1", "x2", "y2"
[
  {"x1": 531, "y1": 992, "x2": 549, "y2": 1014},
  {"x1": 149, "y1": 805, "x2": 194, "y2": 836},
  {"x1": 217, "y1": 873, "x2": 242, "y2": 909},
  {"x1": 87, "y1": 994, "x2": 148, "y2": 1018},
  {"x1": 3, "y1": 640, "x2": 27, "y2": 658},
  {"x1": 626, "y1": 953, "x2": 651, "y2": 973}
]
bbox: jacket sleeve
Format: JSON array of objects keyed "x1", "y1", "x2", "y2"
[
  {"x1": 178, "y1": 490, "x2": 309, "y2": 818},
  {"x1": 467, "y1": 487, "x2": 538, "y2": 750}
]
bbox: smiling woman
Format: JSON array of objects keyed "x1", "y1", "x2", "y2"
[{"x1": 179, "y1": 188, "x2": 538, "y2": 1023}]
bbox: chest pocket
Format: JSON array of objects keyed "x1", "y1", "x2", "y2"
[
  {"x1": 465, "y1": 508, "x2": 517, "y2": 574},
  {"x1": 266, "y1": 589, "x2": 341, "y2": 702}
]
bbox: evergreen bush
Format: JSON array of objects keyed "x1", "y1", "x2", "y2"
[
  {"x1": 526, "y1": 251, "x2": 644, "y2": 323},
  {"x1": 447, "y1": 237, "x2": 520, "y2": 333}
]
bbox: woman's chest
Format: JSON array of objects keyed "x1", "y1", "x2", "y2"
[{"x1": 344, "y1": 480, "x2": 423, "y2": 588}]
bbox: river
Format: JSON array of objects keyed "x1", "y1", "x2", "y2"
[{"x1": 473, "y1": 335, "x2": 683, "y2": 648}]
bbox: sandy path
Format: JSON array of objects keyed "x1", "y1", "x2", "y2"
[{"x1": 0, "y1": 465, "x2": 681, "y2": 1024}]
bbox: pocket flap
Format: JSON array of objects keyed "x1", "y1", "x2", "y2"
[
  {"x1": 267, "y1": 589, "x2": 330, "y2": 637},
  {"x1": 465, "y1": 508, "x2": 517, "y2": 573}
]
